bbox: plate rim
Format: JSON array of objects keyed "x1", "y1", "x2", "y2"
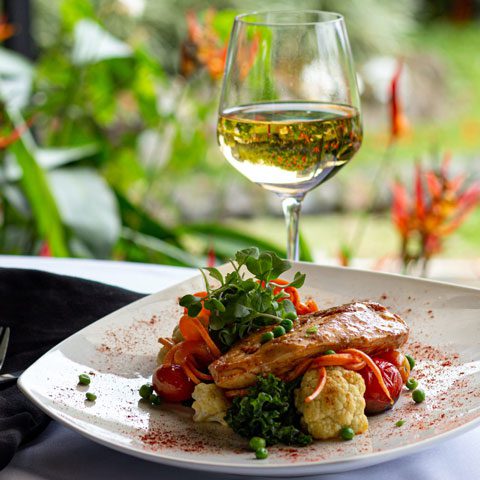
[{"x1": 18, "y1": 263, "x2": 480, "y2": 476}]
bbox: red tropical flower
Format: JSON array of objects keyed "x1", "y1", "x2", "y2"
[
  {"x1": 390, "y1": 59, "x2": 410, "y2": 142},
  {"x1": 391, "y1": 153, "x2": 480, "y2": 267}
]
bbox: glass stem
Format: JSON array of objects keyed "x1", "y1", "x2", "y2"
[{"x1": 281, "y1": 196, "x2": 304, "y2": 261}]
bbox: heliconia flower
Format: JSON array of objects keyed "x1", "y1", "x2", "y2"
[
  {"x1": 207, "y1": 244, "x2": 216, "y2": 267},
  {"x1": 0, "y1": 15, "x2": 15, "y2": 42},
  {"x1": 391, "y1": 153, "x2": 480, "y2": 266},
  {"x1": 338, "y1": 244, "x2": 352, "y2": 267},
  {"x1": 39, "y1": 242, "x2": 52, "y2": 257},
  {"x1": 389, "y1": 59, "x2": 410, "y2": 142}
]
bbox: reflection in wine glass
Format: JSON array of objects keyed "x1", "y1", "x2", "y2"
[{"x1": 217, "y1": 11, "x2": 362, "y2": 260}]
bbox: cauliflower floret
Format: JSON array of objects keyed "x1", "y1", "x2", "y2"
[
  {"x1": 192, "y1": 383, "x2": 231, "y2": 426},
  {"x1": 295, "y1": 367, "x2": 368, "y2": 440}
]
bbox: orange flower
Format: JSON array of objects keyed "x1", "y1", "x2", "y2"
[
  {"x1": 180, "y1": 10, "x2": 227, "y2": 80},
  {"x1": 391, "y1": 153, "x2": 480, "y2": 264},
  {"x1": 0, "y1": 15, "x2": 15, "y2": 42},
  {"x1": 390, "y1": 59, "x2": 410, "y2": 142}
]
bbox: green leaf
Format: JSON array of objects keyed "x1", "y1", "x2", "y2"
[
  {"x1": 72, "y1": 20, "x2": 133, "y2": 65},
  {"x1": 48, "y1": 167, "x2": 120, "y2": 258},
  {"x1": 115, "y1": 191, "x2": 181, "y2": 246},
  {"x1": 234, "y1": 303, "x2": 251, "y2": 318},
  {"x1": 269, "y1": 252, "x2": 291, "y2": 279},
  {"x1": 235, "y1": 247, "x2": 259, "y2": 266},
  {"x1": 120, "y1": 227, "x2": 202, "y2": 267},
  {"x1": 6, "y1": 112, "x2": 69, "y2": 256},
  {"x1": 187, "y1": 303, "x2": 202, "y2": 317},
  {"x1": 175, "y1": 223, "x2": 285, "y2": 260},
  {"x1": 204, "y1": 267, "x2": 224, "y2": 285},
  {"x1": 179, "y1": 294, "x2": 202, "y2": 308},
  {"x1": 288, "y1": 272, "x2": 306, "y2": 289}
]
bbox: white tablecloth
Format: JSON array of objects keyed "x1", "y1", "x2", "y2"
[{"x1": 0, "y1": 256, "x2": 479, "y2": 480}]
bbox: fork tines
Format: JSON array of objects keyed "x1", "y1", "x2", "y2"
[{"x1": 0, "y1": 326, "x2": 10, "y2": 372}]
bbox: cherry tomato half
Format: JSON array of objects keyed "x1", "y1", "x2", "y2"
[
  {"x1": 378, "y1": 349, "x2": 411, "y2": 383},
  {"x1": 152, "y1": 364, "x2": 194, "y2": 403},
  {"x1": 359, "y1": 358, "x2": 403, "y2": 415}
]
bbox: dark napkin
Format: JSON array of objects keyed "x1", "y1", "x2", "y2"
[{"x1": 0, "y1": 267, "x2": 144, "y2": 470}]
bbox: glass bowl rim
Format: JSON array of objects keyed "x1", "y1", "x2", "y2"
[{"x1": 235, "y1": 10, "x2": 344, "y2": 27}]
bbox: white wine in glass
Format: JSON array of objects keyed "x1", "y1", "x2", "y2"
[{"x1": 217, "y1": 11, "x2": 362, "y2": 260}]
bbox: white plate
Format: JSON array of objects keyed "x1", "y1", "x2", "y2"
[{"x1": 18, "y1": 263, "x2": 480, "y2": 476}]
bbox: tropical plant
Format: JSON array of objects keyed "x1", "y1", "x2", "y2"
[
  {"x1": 0, "y1": 4, "x2": 315, "y2": 264},
  {"x1": 391, "y1": 154, "x2": 480, "y2": 275}
]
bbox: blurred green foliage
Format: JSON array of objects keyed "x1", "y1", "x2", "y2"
[{"x1": 4, "y1": 0, "x2": 473, "y2": 267}]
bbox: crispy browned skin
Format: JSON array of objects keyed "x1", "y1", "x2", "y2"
[{"x1": 209, "y1": 302, "x2": 409, "y2": 389}]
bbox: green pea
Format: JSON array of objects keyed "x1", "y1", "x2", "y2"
[
  {"x1": 324, "y1": 350, "x2": 336, "y2": 355},
  {"x1": 406, "y1": 378, "x2": 418, "y2": 390},
  {"x1": 249, "y1": 437, "x2": 266, "y2": 451},
  {"x1": 340, "y1": 427, "x2": 355, "y2": 440},
  {"x1": 149, "y1": 393, "x2": 162, "y2": 406},
  {"x1": 412, "y1": 389, "x2": 425, "y2": 403},
  {"x1": 139, "y1": 384, "x2": 154, "y2": 399},
  {"x1": 280, "y1": 319, "x2": 294, "y2": 332},
  {"x1": 85, "y1": 392, "x2": 97, "y2": 402},
  {"x1": 261, "y1": 332, "x2": 274, "y2": 343},
  {"x1": 255, "y1": 448, "x2": 268, "y2": 459},
  {"x1": 284, "y1": 311, "x2": 297, "y2": 321},
  {"x1": 395, "y1": 419, "x2": 406, "y2": 427},
  {"x1": 405, "y1": 354, "x2": 415, "y2": 371},
  {"x1": 306, "y1": 326, "x2": 318, "y2": 334},
  {"x1": 78, "y1": 374, "x2": 91, "y2": 385},
  {"x1": 272, "y1": 326, "x2": 286, "y2": 338}
]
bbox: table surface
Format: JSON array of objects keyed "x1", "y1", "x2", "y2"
[{"x1": 0, "y1": 256, "x2": 479, "y2": 480}]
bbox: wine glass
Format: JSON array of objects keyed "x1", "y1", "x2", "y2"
[{"x1": 217, "y1": 10, "x2": 362, "y2": 261}]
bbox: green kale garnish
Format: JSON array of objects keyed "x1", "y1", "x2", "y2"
[
  {"x1": 224, "y1": 374, "x2": 312, "y2": 447},
  {"x1": 179, "y1": 247, "x2": 306, "y2": 350}
]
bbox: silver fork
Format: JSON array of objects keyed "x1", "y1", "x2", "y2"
[{"x1": 0, "y1": 326, "x2": 22, "y2": 386}]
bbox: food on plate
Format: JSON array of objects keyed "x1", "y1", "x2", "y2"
[
  {"x1": 295, "y1": 367, "x2": 368, "y2": 440},
  {"x1": 140, "y1": 248, "x2": 422, "y2": 458},
  {"x1": 191, "y1": 382, "x2": 230, "y2": 425},
  {"x1": 209, "y1": 301, "x2": 409, "y2": 389}
]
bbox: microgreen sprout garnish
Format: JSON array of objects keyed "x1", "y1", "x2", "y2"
[
  {"x1": 395, "y1": 419, "x2": 406, "y2": 427},
  {"x1": 179, "y1": 248, "x2": 306, "y2": 350}
]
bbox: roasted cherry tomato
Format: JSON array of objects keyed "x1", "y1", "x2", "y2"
[
  {"x1": 152, "y1": 364, "x2": 194, "y2": 403},
  {"x1": 359, "y1": 358, "x2": 403, "y2": 415},
  {"x1": 378, "y1": 349, "x2": 411, "y2": 383}
]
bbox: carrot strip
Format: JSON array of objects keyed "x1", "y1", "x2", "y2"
[
  {"x1": 343, "y1": 360, "x2": 366, "y2": 371},
  {"x1": 341, "y1": 348, "x2": 393, "y2": 403},
  {"x1": 305, "y1": 366, "x2": 327, "y2": 403},
  {"x1": 186, "y1": 360, "x2": 213, "y2": 381},
  {"x1": 163, "y1": 343, "x2": 182, "y2": 365},
  {"x1": 282, "y1": 358, "x2": 313, "y2": 382},
  {"x1": 179, "y1": 315, "x2": 203, "y2": 341},
  {"x1": 158, "y1": 337, "x2": 174, "y2": 348},
  {"x1": 190, "y1": 317, "x2": 222, "y2": 358},
  {"x1": 305, "y1": 299, "x2": 319, "y2": 312},
  {"x1": 182, "y1": 362, "x2": 201, "y2": 384},
  {"x1": 311, "y1": 353, "x2": 357, "y2": 367}
]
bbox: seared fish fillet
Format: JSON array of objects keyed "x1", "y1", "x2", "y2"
[{"x1": 209, "y1": 302, "x2": 409, "y2": 389}]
